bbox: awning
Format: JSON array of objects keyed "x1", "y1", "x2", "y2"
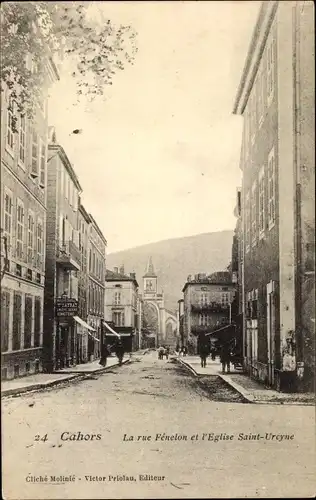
[
  {"x1": 205, "y1": 323, "x2": 236, "y2": 337},
  {"x1": 73, "y1": 316, "x2": 96, "y2": 332},
  {"x1": 88, "y1": 331, "x2": 100, "y2": 342},
  {"x1": 102, "y1": 321, "x2": 121, "y2": 338}
]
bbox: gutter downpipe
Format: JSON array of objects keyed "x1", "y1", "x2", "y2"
[{"x1": 293, "y1": 3, "x2": 303, "y2": 384}]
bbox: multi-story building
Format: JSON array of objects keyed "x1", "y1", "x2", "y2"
[
  {"x1": 182, "y1": 272, "x2": 235, "y2": 354},
  {"x1": 1, "y1": 59, "x2": 59, "y2": 380},
  {"x1": 87, "y1": 215, "x2": 107, "y2": 360},
  {"x1": 77, "y1": 201, "x2": 91, "y2": 363},
  {"x1": 177, "y1": 299, "x2": 184, "y2": 349},
  {"x1": 105, "y1": 266, "x2": 139, "y2": 352},
  {"x1": 233, "y1": 1, "x2": 314, "y2": 391},
  {"x1": 43, "y1": 127, "x2": 83, "y2": 371}
]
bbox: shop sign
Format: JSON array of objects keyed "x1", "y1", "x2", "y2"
[{"x1": 56, "y1": 298, "x2": 78, "y2": 317}]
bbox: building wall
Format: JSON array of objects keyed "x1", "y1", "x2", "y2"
[
  {"x1": 1, "y1": 82, "x2": 48, "y2": 379},
  {"x1": 43, "y1": 144, "x2": 81, "y2": 370},
  {"x1": 235, "y1": 1, "x2": 315, "y2": 390}
]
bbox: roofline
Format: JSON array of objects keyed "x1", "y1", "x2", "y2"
[
  {"x1": 232, "y1": 1, "x2": 278, "y2": 115},
  {"x1": 89, "y1": 214, "x2": 107, "y2": 246},
  {"x1": 48, "y1": 144, "x2": 82, "y2": 192},
  {"x1": 182, "y1": 281, "x2": 235, "y2": 293},
  {"x1": 79, "y1": 201, "x2": 91, "y2": 223},
  {"x1": 105, "y1": 275, "x2": 139, "y2": 288}
]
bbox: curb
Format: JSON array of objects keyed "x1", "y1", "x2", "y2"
[
  {"x1": 1, "y1": 358, "x2": 132, "y2": 398},
  {"x1": 176, "y1": 358, "x2": 313, "y2": 406}
]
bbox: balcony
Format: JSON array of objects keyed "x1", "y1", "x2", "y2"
[
  {"x1": 57, "y1": 240, "x2": 81, "y2": 271},
  {"x1": 191, "y1": 302, "x2": 229, "y2": 313},
  {"x1": 191, "y1": 322, "x2": 230, "y2": 335}
]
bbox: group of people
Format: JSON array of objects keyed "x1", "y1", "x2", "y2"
[
  {"x1": 99, "y1": 338, "x2": 125, "y2": 367},
  {"x1": 199, "y1": 342, "x2": 233, "y2": 373},
  {"x1": 158, "y1": 345, "x2": 170, "y2": 360},
  {"x1": 175, "y1": 345, "x2": 188, "y2": 357}
]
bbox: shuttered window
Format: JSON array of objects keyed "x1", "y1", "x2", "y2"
[
  {"x1": 1, "y1": 290, "x2": 10, "y2": 352},
  {"x1": 34, "y1": 297, "x2": 41, "y2": 347},
  {"x1": 24, "y1": 295, "x2": 33, "y2": 348},
  {"x1": 12, "y1": 292, "x2": 22, "y2": 350}
]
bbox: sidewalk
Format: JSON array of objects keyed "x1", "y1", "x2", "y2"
[
  {"x1": 1, "y1": 356, "x2": 131, "y2": 398},
  {"x1": 177, "y1": 356, "x2": 314, "y2": 406}
]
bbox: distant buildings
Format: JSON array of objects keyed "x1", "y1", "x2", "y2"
[
  {"x1": 233, "y1": 1, "x2": 315, "y2": 391},
  {"x1": 182, "y1": 272, "x2": 236, "y2": 354},
  {"x1": 105, "y1": 266, "x2": 139, "y2": 352},
  {"x1": 1, "y1": 59, "x2": 59, "y2": 379},
  {"x1": 141, "y1": 257, "x2": 178, "y2": 349},
  {"x1": 87, "y1": 216, "x2": 107, "y2": 360}
]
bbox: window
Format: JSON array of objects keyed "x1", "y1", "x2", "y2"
[
  {"x1": 65, "y1": 173, "x2": 69, "y2": 200},
  {"x1": 1, "y1": 290, "x2": 10, "y2": 352},
  {"x1": 251, "y1": 181, "x2": 257, "y2": 246},
  {"x1": 39, "y1": 139, "x2": 46, "y2": 187},
  {"x1": 19, "y1": 115, "x2": 26, "y2": 165},
  {"x1": 200, "y1": 293, "x2": 208, "y2": 306},
  {"x1": 31, "y1": 128, "x2": 39, "y2": 178},
  {"x1": 113, "y1": 311, "x2": 125, "y2": 327},
  {"x1": 245, "y1": 192, "x2": 250, "y2": 253},
  {"x1": 266, "y1": 37, "x2": 275, "y2": 105},
  {"x1": 34, "y1": 297, "x2": 41, "y2": 347},
  {"x1": 60, "y1": 167, "x2": 64, "y2": 196},
  {"x1": 221, "y1": 292, "x2": 229, "y2": 307},
  {"x1": 258, "y1": 166, "x2": 265, "y2": 238},
  {"x1": 24, "y1": 295, "x2": 32, "y2": 348},
  {"x1": 6, "y1": 100, "x2": 15, "y2": 151},
  {"x1": 199, "y1": 313, "x2": 208, "y2": 326},
  {"x1": 250, "y1": 89, "x2": 257, "y2": 142},
  {"x1": 4, "y1": 189, "x2": 13, "y2": 250},
  {"x1": 16, "y1": 200, "x2": 25, "y2": 260},
  {"x1": 27, "y1": 211, "x2": 34, "y2": 265},
  {"x1": 114, "y1": 292, "x2": 121, "y2": 305},
  {"x1": 257, "y1": 68, "x2": 264, "y2": 126},
  {"x1": 36, "y1": 219, "x2": 43, "y2": 269},
  {"x1": 267, "y1": 147, "x2": 276, "y2": 229},
  {"x1": 15, "y1": 263, "x2": 22, "y2": 276},
  {"x1": 12, "y1": 292, "x2": 22, "y2": 350}
]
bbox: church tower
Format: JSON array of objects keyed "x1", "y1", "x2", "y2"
[{"x1": 143, "y1": 256, "x2": 158, "y2": 296}]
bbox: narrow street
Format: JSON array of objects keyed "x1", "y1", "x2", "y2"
[{"x1": 3, "y1": 352, "x2": 315, "y2": 499}]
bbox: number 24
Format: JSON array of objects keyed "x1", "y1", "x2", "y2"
[{"x1": 34, "y1": 434, "x2": 48, "y2": 442}]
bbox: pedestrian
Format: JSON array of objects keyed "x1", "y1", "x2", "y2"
[
  {"x1": 210, "y1": 346, "x2": 216, "y2": 361},
  {"x1": 165, "y1": 346, "x2": 170, "y2": 360},
  {"x1": 199, "y1": 343, "x2": 209, "y2": 368},
  {"x1": 220, "y1": 343, "x2": 231, "y2": 373},
  {"x1": 158, "y1": 346, "x2": 164, "y2": 360},
  {"x1": 115, "y1": 339, "x2": 125, "y2": 366}
]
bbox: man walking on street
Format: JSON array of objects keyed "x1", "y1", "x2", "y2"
[
  {"x1": 200, "y1": 343, "x2": 209, "y2": 368},
  {"x1": 220, "y1": 343, "x2": 231, "y2": 373},
  {"x1": 115, "y1": 338, "x2": 125, "y2": 366}
]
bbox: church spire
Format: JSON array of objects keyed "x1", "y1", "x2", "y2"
[{"x1": 144, "y1": 256, "x2": 156, "y2": 277}]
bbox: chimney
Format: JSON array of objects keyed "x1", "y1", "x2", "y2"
[
  {"x1": 114, "y1": 267, "x2": 118, "y2": 274},
  {"x1": 119, "y1": 264, "x2": 125, "y2": 275},
  {"x1": 130, "y1": 272, "x2": 136, "y2": 280}
]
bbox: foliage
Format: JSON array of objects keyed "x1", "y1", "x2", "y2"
[{"x1": 1, "y1": 1, "x2": 138, "y2": 129}]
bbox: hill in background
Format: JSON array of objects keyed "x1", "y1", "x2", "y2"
[{"x1": 107, "y1": 230, "x2": 234, "y2": 312}]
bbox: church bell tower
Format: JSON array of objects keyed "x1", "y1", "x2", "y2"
[{"x1": 143, "y1": 256, "x2": 158, "y2": 296}]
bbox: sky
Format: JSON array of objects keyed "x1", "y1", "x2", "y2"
[{"x1": 48, "y1": 1, "x2": 261, "y2": 254}]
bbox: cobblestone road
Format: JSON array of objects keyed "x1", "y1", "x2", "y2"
[{"x1": 2, "y1": 352, "x2": 315, "y2": 499}]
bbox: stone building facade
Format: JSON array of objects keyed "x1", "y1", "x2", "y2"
[
  {"x1": 1, "y1": 59, "x2": 58, "y2": 380},
  {"x1": 105, "y1": 266, "x2": 139, "y2": 352},
  {"x1": 43, "y1": 128, "x2": 82, "y2": 371},
  {"x1": 182, "y1": 272, "x2": 235, "y2": 354},
  {"x1": 87, "y1": 216, "x2": 106, "y2": 360},
  {"x1": 233, "y1": 0, "x2": 315, "y2": 391}
]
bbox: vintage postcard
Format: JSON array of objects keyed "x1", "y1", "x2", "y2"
[{"x1": 1, "y1": 1, "x2": 315, "y2": 499}]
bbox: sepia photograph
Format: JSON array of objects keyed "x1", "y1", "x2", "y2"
[{"x1": 1, "y1": 1, "x2": 315, "y2": 499}]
